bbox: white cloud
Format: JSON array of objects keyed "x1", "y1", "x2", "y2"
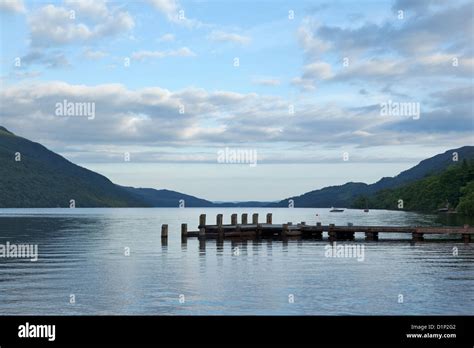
[
  {"x1": 147, "y1": 0, "x2": 178, "y2": 18},
  {"x1": 83, "y1": 48, "x2": 108, "y2": 60},
  {"x1": 0, "y1": 0, "x2": 25, "y2": 13},
  {"x1": 352, "y1": 130, "x2": 373, "y2": 137},
  {"x1": 158, "y1": 33, "x2": 175, "y2": 42},
  {"x1": 294, "y1": 1, "x2": 473, "y2": 91},
  {"x1": 131, "y1": 47, "x2": 196, "y2": 60},
  {"x1": 21, "y1": 50, "x2": 70, "y2": 68},
  {"x1": 63, "y1": 0, "x2": 108, "y2": 19},
  {"x1": 1, "y1": 81, "x2": 471, "y2": 163},
  {"x1": 302, "y1": 61, "x2": 333, "y2": 80},
  {"x1": 28, "y1": 3, "x2": 134, "y2": 47},
  {"x1": 290, "y1": 61, "x2": 332, "y2": 91},
  {"x1": 297, "y1": 18, "x2": 331, "y2": 58},
  {"x1": 290, "y1": 77, "x2": 316, "y2": 91},
  {"x1": 252, "y1": 78, "x2": 281, "y2": 86},
  {"x1": 147, "y1": 0, "x2": 202, "y2": 28},
  {"x1": 208, "y1": 30, "x2": 251, "y2": 45}
]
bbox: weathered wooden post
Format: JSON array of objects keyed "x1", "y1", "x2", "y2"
[
  {"x1": 199, "y1": 214, "x2": 206, "y2": 227},
  {"x1": 231, "y1": 213, "x2": 238, "y2": 225},
  {"x1": 241, "y1": 213, "x2": 248, "y2": 225},
  {"x1": 161, "y1": 224, "x2": 168, "y2": 239},
  {"x1": 314, "y1": 222, "x2": 323, "y2": 239},
  {"x1": 199, "y1": 214, "x2": 206, "y2": 238},
  {"x1": 345, "y1": 222, "x2": 355, "y2": 240},
  {"x1": 216, "y1": 214, "x2": 223, "y2": 226},
  {"x1": 412, "y1": 229, "x2": 424, "y2": 241},
  {"x1": 216, "y1": 236, "x2": 224, "y2": 250},
  {"x1": 217, "y1": 214, "x2": 224, "y2": 238},
  {"x1": 256, "y1": 223, "x2": 262, "y2": 238},
  {"x1": 266, "y1": 213, "x2": 272, "y2": 224},
  {"x1": 282, "y1": 223, "x2": 289, "y2": 237},
  {"x1": 199, "y1": 238, "x2": 206, "y2": 252},
  {"x1": 365, "y1": 228, "x2": 378, "y2": 241},
  {"x1": 328, "y1": 223, "x2": 336, "y2": 240},
  {"x1": 252, "y1": 213, "x2": 258, "y2": 225},
  {"x1": 181, "y1": 223, "x2": 187, "y2": 241},
  {"x1": 236, "y1": 224, "x2": 242, "y2": 238},
  {"x1": 462, "y1": 225, "x2": 470, "y2": 243},
  {"x1": 301, "y1": 221, "x2": 306, "y2": 226}
]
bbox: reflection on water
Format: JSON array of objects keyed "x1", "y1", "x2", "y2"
[
  {"x1": 434, "y1": 213, "x2": 474, "y2": 227},
  {"x1": 0, "y1": 208, "x2": 473, "y2": 315}
]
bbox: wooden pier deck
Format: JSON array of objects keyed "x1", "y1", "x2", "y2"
[{"x1": 161, "y1": 213, "x2": 474, "y2": 243}]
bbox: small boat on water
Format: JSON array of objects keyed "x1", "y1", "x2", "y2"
[
  {"x1": 437, "y1": 202, "x2": 456, "y2": 214},
  {"x1": 437, "y1": 207, "x2": 457, "y2": 214},
  {"x1": 330, "y1": 207, "x2": 344, "y2": 212},
  {"x1": 364, "y1": 209, "x2": 369, "y2": 212}
]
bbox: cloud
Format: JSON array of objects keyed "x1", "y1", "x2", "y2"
[
  {"x1": 1, "y1": 80, "x2": 471, "y2": 163},
  {"x1": 28, "y1": 3, "x2": 134, "y2": 47},
  {"x1": 0, "y1": 0, "x2": 25, "y2": 13},
  {"x1": 313, "y1": 1, "x2": 472, "y2": 58},
  {"x1": 63, "y1": 0, "x2": 108, "y2": 19},
  {"x1": 83, "y1": 48, "x2": 108, "y2": 60},
  {"x1": 158, "y1": 33, "x2": 175, "y2": 42},
  {"x1": 352, "y1": 130, "x2": 373, "y2": 137},
  {"x1": 292, "y1": 0, "x2": 473, "y2": 99},
  {"x1": 290, "y1": 77, "x2": 316, "y2": 91},
  {"x1": 430, "y1": 86, "x2": 473, "y2": 107},
  {"x1": 11, "y1": 70, "x2": 41, "y2": 79},
  {"x1": 391, "y1": 0, "x2": 447, "y2": 16},
  {"x1": 131, "y1": 47, "x2": 196, "y2": 60},
  {"x1": 302, "y1": 61, "x2": 333, "y2": 80},
  {"x1": 331, "y1": 54, "x2": 473, "y2": 83},
  {"x1": 252, "y1": 78, "x2": 281, "y2": 86},
  {"x1": 291, "y1": 61, "x2": 333, "y2": 90},
  {"x1": 147, "y1": 0, "x2": 202, "y2": 28},
  {"x1": 208, "y1": 30, "x2": 251, "y2": 45},
  {"x1": 297, "y1": 17, "x2": 331, "y2": 59},
  {"x1": 20, "y1": 50, "x2": 70, "y2": 68},
  {"x1": 147, "y1": 0, "x2": 178, "y2": 18}
]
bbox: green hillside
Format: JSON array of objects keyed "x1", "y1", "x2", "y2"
[
  {"x1": 273, "y1": 146, "x2": 474, "y2": 208},
  {"x1": 0, "y1": 126, "x2": 220, "y2": 208},
  {"x1": 352, "y1": 160, "x2": 474, "y2": 215},
  {"x1": 0, "y1": 127, "x2": 150, "y2": 207}
]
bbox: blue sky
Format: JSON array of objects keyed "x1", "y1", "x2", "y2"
[{"x1": 0, "y1": 0, "x2": 473, "y2": 201}]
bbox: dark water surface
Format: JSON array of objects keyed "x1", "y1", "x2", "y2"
[{"x1": 0, "y1": 208, "x2": 472, "y2": 315}]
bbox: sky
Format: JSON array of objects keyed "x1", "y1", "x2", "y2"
[{"x1": 0, "y1": 0, "x2": 473, "y2": 201}]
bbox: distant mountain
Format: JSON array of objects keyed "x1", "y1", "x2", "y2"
[
  {"x1": 269, "y1": 182, "x2": 369, "y2": 208},
  {"x1": 0, "y1": 126, "x2": 210, "y2": 208},
  {"x1": 122, "y1": 187, "x2": 213, "y2": 207},
  {"x1": 1, "y1": 125, "x2": 473, "y2": 210},
  {"x1": 272, "y1": 146, "x2": 474, "y2": 208},
  {"x1": 212, "y1": 201, "x2": 274, "y2": 207}
]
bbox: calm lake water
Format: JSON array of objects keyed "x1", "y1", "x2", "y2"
[{"x1": 0, "y1": 208, "x2": 473, "y2": 315}]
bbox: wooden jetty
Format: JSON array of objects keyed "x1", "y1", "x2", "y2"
[{"x1": 162, "y1": 213, "x2": 474, "y2": 243}]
